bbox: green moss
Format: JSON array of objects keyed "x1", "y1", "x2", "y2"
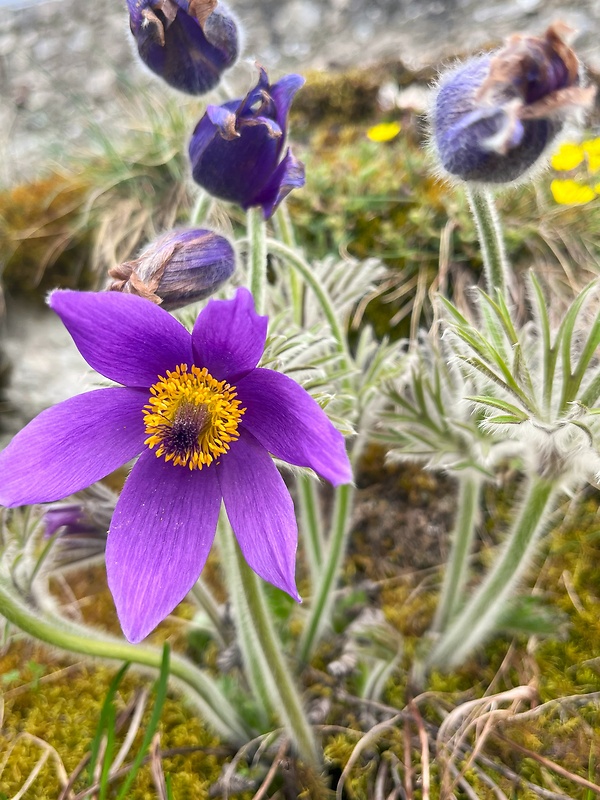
[{"x1": 0, "y1": 639, "x2": 224, "y2": 798}]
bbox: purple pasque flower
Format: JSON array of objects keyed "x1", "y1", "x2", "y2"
[
  {"x1": 0, "y1": 289, "x2": 351, "y2": 642},
  {"x1": 432, "y1": 23, "x2": 595, "y2": 184},
  {"x1": 108, "y1": 227, "x2": 236, "y2": 311},
  {"x1": 127, "y1": 0, "x2": 238, "y2": 95},
  {"x1": 189, "y1": 67, "x2": 305, "y2": 218}
]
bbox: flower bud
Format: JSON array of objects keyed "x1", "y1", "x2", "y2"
[
  {"x1": 108, "y1": 228, "x2": 235, "y2": 310},
  {"x1": 431, "y1": 23, "x2": 596, "y2": 184},
  {"x1": 127, "y1": 0, "x2": 239, "y2": 95},
  {"x1": 189, "y1": 66, "x2": 305, "y2": 218}
]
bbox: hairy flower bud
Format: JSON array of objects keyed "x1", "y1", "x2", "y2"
[
  {"x1": 127, "y1": 0, "x2": 239, "y2": 95},
  {"x1": 108, "y1": 228, "x2": 235, "y2": 310},
  {"x1": 189, "y1": 67, "x2": 305, "y2": 218},
  {"x1": 431, "y1": 23, "x2": 596, "y2": 184}
]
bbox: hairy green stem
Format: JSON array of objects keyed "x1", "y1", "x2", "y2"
[
  {"x1": 0, "y1": 578, "x2": 248, "y2": 742},
  {"x1": 247, "y1": 207, "x2": 268, "y2": 315},
  {"x1": 190, "y1": 189, "x2": 212, "y2": 226},
  {"x1": 190, "y1": 578, "x2": 227, "y2": 646},
  {"x1": 220, "y1": 522, "x2": 319, "y2": 765},
  {"x1": 298, "y1": 475, "x2": 325, "y2": 584},
  {"x1": 217, "y1": 518, "x2": 273, "y2": 722},
  {"x1": 432, "y1": 474, "x2": 482, "y2": 633},
  {"x1": 467, "y1": 188, "x2": 510, "y2": 299},
  {"x1": 298, "y1": 483, "x2": 355, "y2": 664},
  {"x1": 428, "y1": 476, "x2": 557, "y2": 669},
  {"x1": 273, "y1": 204, "x2": 304, "y2": 326}
]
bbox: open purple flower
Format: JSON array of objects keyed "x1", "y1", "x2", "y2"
[
  {"x1": 0, "y1": 289, "x2": 351, "y2": 642},
  {"x1": 189, "y1": 67, "x2": 305, "y2": 218},
  {"x1": 431, "y1": 23, "x2": 595, "y2": 184},
  {"x1": 127, "y1": 0, "x2": 239, "y2": 95}
]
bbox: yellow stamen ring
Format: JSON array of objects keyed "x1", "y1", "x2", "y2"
[{"x1": 143, "y1": 364, "x2": 245, "y2": 470}]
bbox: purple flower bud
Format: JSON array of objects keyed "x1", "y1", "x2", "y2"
[
  {"x1": 431, "y1": 23, "x2": 596, "y2": 184},
  {"x1": 108, "y1": 228, "x2": 235, "y2": 310},
  {"x1": 189, "y1": 67, "x2": 306, "y2": 218},
  {"x1": 44, "y1": 504, "x2": 88, "y2": 538},
  {"x1": 127, "y1": 0, "x2": 239, "y2": 95}
]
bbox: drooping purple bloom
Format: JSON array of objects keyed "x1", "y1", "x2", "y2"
[
  {"x1": 0, "y1": 289, "x2": 351, "y2": 643},
  {"x1": 127, "y1": 0, "x2": 239, "y2": 95},
  {"x1": 432, "y1": 23, "x2": 595, "y2": 184},
  {"x1": 189, "y1": 67, "x2": 305, "y2": 218},
  {"x1": 108, "y1": 228, "x2": 236, "y2": 311}
]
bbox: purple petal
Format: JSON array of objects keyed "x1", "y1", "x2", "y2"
[
  {"x1": 270, "y1": 73, "x2": 305, "y2": 133},
  {"x1": 217, "y1": 430, "x2": 300, "y2": 600},
  {"x1": 237, "y1": 368, "x2": 352, "y2": 486},
  {"x1": 0, "y1": 388, "x2": 147, "y2": 507},
  {"x1": 191, "y1": 287, "x2": 267, "y2": 383},
  {"x1": 251, "y1": 148, "x2": 305, "y2": 219},
  {"x1": 49, "y1": 291, "x2": 193, "y2": 388},
  {"x1": 206, "y1": 103, "x2": 239, "y2": 138},
  {"x1": 106, "y1": 449, "x2": 222, "y2": 643}
]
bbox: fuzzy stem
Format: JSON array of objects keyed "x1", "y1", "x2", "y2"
[
  {"x1": 217, "y1": 517, "x2": 274, "y2": 723},
  {"x1": 298, "y1": 483, "x2": 355, "y2": 664},
  {"x1": 190, "y1": 577, "x2": 227, "y2": 647},
  {"x1": 428, "y1": 476, "x2": 557, "y2": 669},
  {"x1": 0, "y1": 577, "x2": 248, "y2": 743},
  {"x1": 273, "y1": 204, "x2": 304, "y2": 326},
  {"x1": 432, "y1": 474, "x2": 482, "y2": 633},
  {"x1": 219, "y1": 521, "x2": 319, "y2": 765},
  {"x1": 298, "y1": 475, "x2": 325, "y2": 584},
  {"x1": 247, "y1": 207, "x2": 268, "y2": 315},
  {"x1": 467, "y1": 188, "x2": 510, "y2": 299},
  {"x1": 190, "y1": 189, "x2": 212, "y2": 226}
]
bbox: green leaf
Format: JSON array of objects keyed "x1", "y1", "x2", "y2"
[
  {"x1": 497, "y1": 596, "x2": 569, "y2": 637},
  {"x1": 116, "y1": 644, "x2": 171, "y2": 800},
  {"x1": 482, "y1": 414, "x2": 524, "y2": 425},
  {"x1": 88, "y1": 662, "x2": 130, "y2": 786},
  {"x1": 466, "y1": 395, "x2": 528, "y2": 420}
]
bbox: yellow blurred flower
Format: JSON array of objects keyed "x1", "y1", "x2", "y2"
[
  {"x1": 366, "y1": 121, "x2": 402, "y2": 142},
  {"x1": 550, "y1": 178, "x2": 596, "y2": 205},
  {"x1": 550, "y1": 142, "x2": 584, "y2": 171},
  {"x1": 582, "y1": 137, "x2": 600, "y2": 156}
]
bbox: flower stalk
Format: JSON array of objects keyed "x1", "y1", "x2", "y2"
[
  {"x1": 428, "y1": 475, "x2": 557, "y2": 668},
  {"x1": 273, "y1": 204, "x2": 304, "y2": 326},
  {"x1": 248, "y1": 207, "x2": 268, "y2": 315},
  {"x1": 431, "y1": 473, "x2": 482, "y2": 633},
  {"x1": 466, "y1": 187, "x2": 510, "y2": 298},
  {"x1": 298, "y1": 483, "x2": 355, "y2": 664},
  {"x1": 0, "y1": 576, "x2": 249, "y2": 743},
  {"x1": 219, "y1": 518, "x2": 319, "y2": 765}
]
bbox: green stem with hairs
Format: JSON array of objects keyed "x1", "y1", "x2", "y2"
[
  {"x1": 273, "y1": 204, "x2": 304, "y2": 326},
  {"x1": 0, "y1": 577, "x2": 249, "y2": 743},
  {"x1": 432, "y1": 474, "x2": 482, "y2": 633},
  {"x1": 247, "y1": 207, "x2": 268, "y2": 315},
  {"x1": 467, "y1": 187, "x2": 510, "y2": 299},
  {"x1": 266, "y1": 237, "x2": 356, "y2": 659},
  {"x1": 298, "y1": 483, "x2": 355, "y2": 664},
  {"x1": 428, "y1": 476, "x2": 557, "y2": 669},
  {"x1": 298, "y1": 474, "x2": 325, "y2": 584},
  {"x1": 190, "y1": 189, "x2": 213, "y2": 226},
  {"x1": 219, "y1": 521, "x2": 319, "y2": 765}
]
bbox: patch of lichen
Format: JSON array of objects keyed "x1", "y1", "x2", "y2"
[{"x1": 0, "y1": 638, "x2": 226, "y2": 799}]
